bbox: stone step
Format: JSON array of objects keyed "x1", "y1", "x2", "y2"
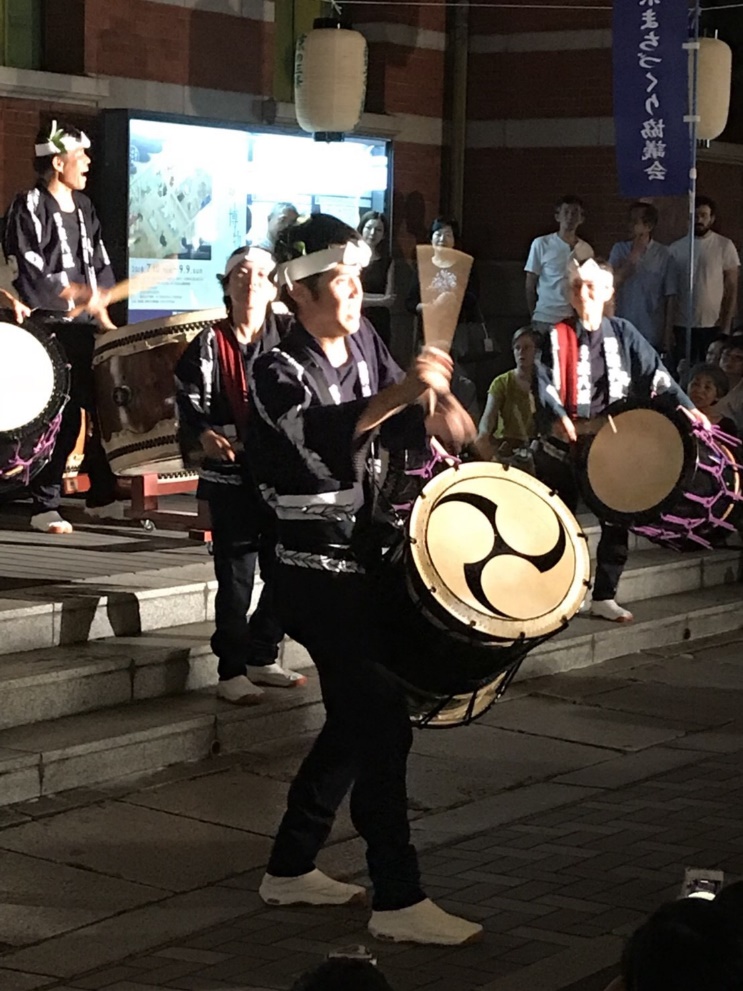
[
  {"x1": 0, "y1": 543, "x2": 740, "y2": 732},
  {"x1": 0, "y1": 562, "x2": 217, "y2": 657},
  {"x1": 524, "y1": 582, "x2": 743, "y2": 678},
  {"x1": 0, "y1": 533, "x2": 738, "y2": 660},
  {"x1": 614, "y1": 546, "x2": 741, "y2": 603},
  {"x1": 0, "y1": 583, "x2": 741, "y2": 806},
  {"x1": 0, "y1": 623, "x2": 312, "y2": 731}
]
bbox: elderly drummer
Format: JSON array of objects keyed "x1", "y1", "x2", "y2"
[
  {"x1": 244, "y1": 213, "x2": 480, "y2": 947},
  {"x1": 532, "y1": 257, "x2": 703, "y2": 623},
  {"x1": 175, "y1": 245, "x2": 303, "y2": 704},
  {"x1": 3, "y1": 120, "x2": 121, "y2": 534}
]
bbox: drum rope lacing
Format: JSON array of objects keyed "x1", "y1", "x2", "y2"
[
  {"x1": 375, "y1": 442, "x2": 461, "y2": 525},
  {"x1": 633, "y1": 422, "x2": 743, "y2": 550},
  {"x1": 0, "y1": 410, "x2": 64, "y2": 486}
]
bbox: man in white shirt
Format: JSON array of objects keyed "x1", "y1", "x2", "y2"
[
  {"x1": 609, "y1": 201, "x2": 674, "y2": 352},
  {"x1": 525, "y1": 195, "x2": 593, "y2": 341},
  {"x1": 669, "y1": 195, "x2": 740, "y2": 368}
]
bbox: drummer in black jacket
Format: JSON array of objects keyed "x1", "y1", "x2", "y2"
[
  {"x1": 3, "y1": 120, "x2": 120, "y2": 533},
  {"x1": 532, "y1": 257, "x2": 704, "y2": 623},
  {"x1": 175, "y1": 245, "x2": 303, "y2": 704},
  {"x1": 244, "y1": 214, "x2": 482, "y2": 946}
]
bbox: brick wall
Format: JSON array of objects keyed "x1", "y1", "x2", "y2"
[
  {"x1": 468, "y1": 50, "x2": 612, "y2": 121},
  {"x1": 470, "y1": 0, "x2": 610, "y2": 35}
]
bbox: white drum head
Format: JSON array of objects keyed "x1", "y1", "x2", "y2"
[
  {"x1": 409, "y1": 462, "x2": 590, "y2": 640},
  {"x1": 0, "y1": 323, "x2": 54, "y2": 431},
  {"x1": 587, "y1": 408, "x2": 685, "y2": 514}
]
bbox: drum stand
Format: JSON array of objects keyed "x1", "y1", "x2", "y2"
[{"x1": 124, "y1": 472, "x2": 204, "y2": 534}]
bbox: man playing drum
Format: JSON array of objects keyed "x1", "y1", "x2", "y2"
[
  {"x1": 533, "y1": 258, "x2": 705, "y2": 622},
  {"x1": 245, "y1": 214, "x2": 481, "y2": 946},
  {"x1": 175, "y1": 246, "x2": 303, "y2": 704},
  {"x1": 3, "y1": 120, "x2": 122, "y2": 533}
]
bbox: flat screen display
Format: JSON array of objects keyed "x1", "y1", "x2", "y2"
[{"x1": 125, "y1": 117, "x2": 390, "y2": 321}]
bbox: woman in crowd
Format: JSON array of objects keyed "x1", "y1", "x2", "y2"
[
  {"x1": 358, "y1": 210, "x2": 395, "y2": 349},
  {"x1": 405, "y1": 217, "x2": 480, "y2": 334}
]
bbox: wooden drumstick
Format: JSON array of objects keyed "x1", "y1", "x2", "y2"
[
  {"x1": 416, "y1": 245, "x2": 474, "y2": 353},
  {"x1": 66, "y1": 261, "x2": 177, "y2": 320},
  {"x1": 608, "y1": 414, "x2": 617, "y2": 434}
]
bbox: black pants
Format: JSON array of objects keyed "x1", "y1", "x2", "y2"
[
  {"x1": 672, "y1": 325, "x2": 717, "y2": 374},
  {"x1": 533, "y1": 443, "x2": 629, "y2": 602},
  {"x1": 30, "y1": 324, "x2": 117, "y2": 513},
  {"x1": 267, "y1": 565, "x2": 424, "y2": 912},
  {"x1": 208, "y1": 482, "x2": 283, "y2": 680}
]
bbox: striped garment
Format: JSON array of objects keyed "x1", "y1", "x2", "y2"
[{"x1": 247, "y1": 316, "x2": 426, "y2": 572}]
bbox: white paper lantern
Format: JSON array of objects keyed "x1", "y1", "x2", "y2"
[
  {"x1": 295, "y1": 21, "x2": 368, "y2": 138},
  {"x1": 694, "y1": 37, "x2": 732, "y2": 141}
]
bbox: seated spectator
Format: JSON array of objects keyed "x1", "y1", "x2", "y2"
[
  {"x1": 714, "y1": 336, "x2": 743, "y2": 432},
  {"x1": 687, "y1": 362, "x2": 738, "y2": 436},
  {"x1": 618, "y1": 897, "x2": 743, "y2": 991},
  {"x1": 358, "y1": 211, "x2": 395, "y2": 349},
  {"x1": 707, "y1": 332, "x2": 731, "y2": 365},
  {"x1": 476, "y1": 326, "x2": 538, "y2": 459},
  {"x1": 291, "y1": 958, "x2": 395, "y2": 991}
]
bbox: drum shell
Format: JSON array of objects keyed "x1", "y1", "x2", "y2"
[
  {"x1": 374, "y1": 551, "x2": 525, "y2": 727},
  {"x1": 376, "y1": 546, "x2": 522, "y2": 697},
  {"x1": 93, "y1": 308, "x2": 224, "y2": 475}
]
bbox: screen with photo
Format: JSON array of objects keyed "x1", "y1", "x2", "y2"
[{"x1": 124, "y1": 117, "x2": 390, "y2": 322}]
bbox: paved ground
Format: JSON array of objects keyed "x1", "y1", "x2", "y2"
[{"x1": 2, "y1": 626, "x2": 743, "y2": 991}]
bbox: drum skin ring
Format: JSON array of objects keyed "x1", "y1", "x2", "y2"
[{"x1": 578, "y1": 398, "x2": 697, "y2": 526}]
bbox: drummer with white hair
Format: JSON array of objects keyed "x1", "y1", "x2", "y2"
[
  {"x1": 175, "y1": 245, "x2": 303, "y2": 704},
  {"x1": 532, "y1": 257, "x2": 703, "y2": 622}
]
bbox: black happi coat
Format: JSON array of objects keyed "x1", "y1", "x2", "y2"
[
  {"x1": 247, "y1": 316, "x2": 426, "y2": 571},
  {"x1": 4, "y1": 182, "x2": 115, "y2": 314}
]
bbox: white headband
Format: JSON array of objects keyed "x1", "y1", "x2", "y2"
[
  {"x1": 34, "y1": 120, "x2": 91, "y2": 157},
  {"x1": 224, "y1": 246, "x2": 276, "y2": 278},
  {"x1": 568, "y1": 257, "x2": 614, "y2": 290},
  {"x1": 277, "y1": 240, "x2": 372, "y2": 288}
]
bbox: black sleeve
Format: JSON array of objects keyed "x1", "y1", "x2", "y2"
[
  {"x1": 174, "y1": 335, "x2": 211, "y2": 439},
  {"x1": 623, "y1": 320, "x2": 694, "y2": 410},
  {"x1": 358, "y1": 316, "x2": 405, "y2": 390},
  {"x1": 532, "y1": 333, "x2": 567, "y2": 426},
  {"x1": 87, "y1": 202, "x2": 116, "y2": 290},
  {"x1": 3, "y1": 192, "x2": 62, "y2": 309},
  {"x1": 251, "y1": 351, "x2": 371, "y2": 485}
]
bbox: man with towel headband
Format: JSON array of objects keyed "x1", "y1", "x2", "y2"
[
  {"x1": 3, "y1": 120, "x2": 120, "y2": 533},
  {"x1": 245, "y1": 213, "x2": 482, "y2": 946},
  {"x1": 533, "y1": 258, "x2": 702, "y2": 622},
  {"x1": 176, "y1": 245, "x2": 303, "y2": 704}
]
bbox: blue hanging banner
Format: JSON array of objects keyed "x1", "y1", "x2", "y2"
[{"x1": 613, "y1": 0, "x2": 691, "y2": 198}]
